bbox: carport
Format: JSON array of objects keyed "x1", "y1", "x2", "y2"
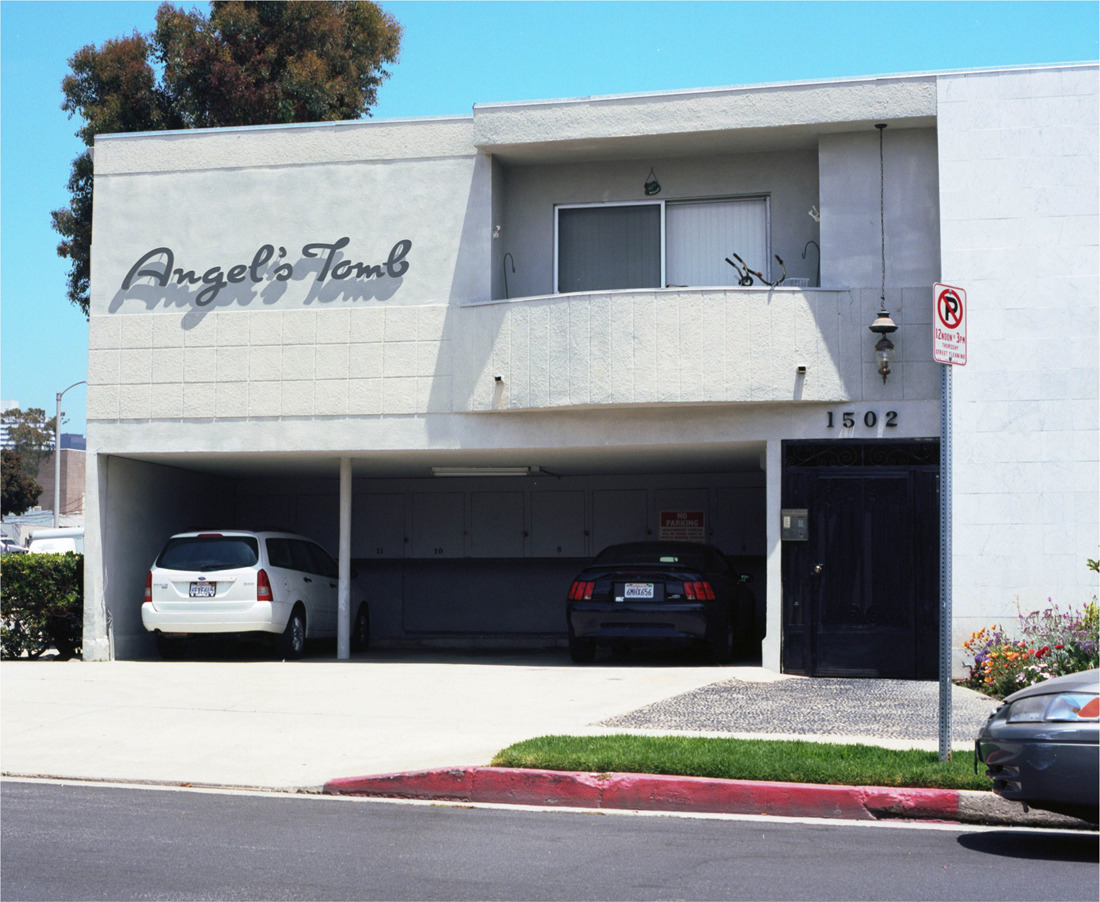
[{"x1": 85, "y1": 422, "x2": 769, "y2": 662}]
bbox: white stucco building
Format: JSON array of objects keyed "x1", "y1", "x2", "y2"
[{"x1": 84, "y1": 64, "x2": 1098, "y2": 676}]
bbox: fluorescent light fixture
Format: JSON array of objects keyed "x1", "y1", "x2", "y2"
[{"x1": 431, "y1": 466, "x2": 535, "y2": 477}]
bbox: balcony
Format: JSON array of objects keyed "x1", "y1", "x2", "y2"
[{"x1": 451, "y1": 284, "x2": 937, "y2": 413}]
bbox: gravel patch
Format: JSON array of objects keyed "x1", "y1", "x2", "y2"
[{"x1": 600, "y1": 678, "x2": 1001, "y2": 743}]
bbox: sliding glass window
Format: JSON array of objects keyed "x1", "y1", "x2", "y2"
[
  {"x1": 555, "y1": 202, "x2": 663, "y2": 293},
  {"x1": 555, "y1": 197, "x2": 769, "y2": 294}
]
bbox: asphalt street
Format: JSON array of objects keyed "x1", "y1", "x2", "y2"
[{"x1": 3, "y1": 780, "x2": 1098, "y2": 902}]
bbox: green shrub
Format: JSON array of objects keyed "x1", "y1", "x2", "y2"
[{"x1": 1, "y1": 553, "x2": 83, "y2": 659}]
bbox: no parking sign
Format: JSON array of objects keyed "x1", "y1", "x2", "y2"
[{"x1": 933, "y1": 283, "x2": 967, "y2": 365}]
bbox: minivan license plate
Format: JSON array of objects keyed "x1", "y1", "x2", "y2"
[
  {"x1": 189, "y1": 583, "x2": 216, "y2": 598},
  {"x1": 624, "y1": 583, "x2": 654, "y2": 599}
]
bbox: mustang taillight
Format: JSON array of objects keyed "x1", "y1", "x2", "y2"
[
  {"x1": 257, "y1": 569, "x2": 273, "y2": 602},
  {"x1": 144, "y1": 571, "x2": 152, "y2": 603},
  {"x1": 569, "y1": 580, "x2": 595, "y2": 601},
  {"x1": 684, "y1": 581, "x2": 716, "y2": 600}
]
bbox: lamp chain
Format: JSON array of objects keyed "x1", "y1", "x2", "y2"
[{"x1": 878, "y1": 123, "x2": 886, "y2": 305}]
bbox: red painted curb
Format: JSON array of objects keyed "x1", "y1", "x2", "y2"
[
  {"x1": 324, "y1": 767, "x2": 961, "y2": 822},
  {"x1": 325, "y1": 767, "x2": 474, "y2": 801}
]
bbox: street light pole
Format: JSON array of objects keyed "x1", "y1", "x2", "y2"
[{"x1": 53, "y1": 381, "x2": 86, "y2": 528}]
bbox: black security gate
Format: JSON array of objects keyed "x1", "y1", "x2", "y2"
[{"x1": 781, "y1": 440, "x2": 939, "y2": 678}]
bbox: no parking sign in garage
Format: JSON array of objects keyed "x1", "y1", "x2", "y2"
[{"x1": 933, "y1": 283, "x2": 967, "y2": 365}]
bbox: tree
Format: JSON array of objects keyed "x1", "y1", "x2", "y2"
[
  {"x1": 2, "y1": 450, "x2": 43, "y2": 516},
  {"x1": 1, "y1": 408, "x2": 58, "y2": 483},
  {"x1": 52, "y1": 1, "x2": 402, "y2": 316}
]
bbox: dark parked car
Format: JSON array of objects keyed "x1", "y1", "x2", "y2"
[
  {"x1": 566, "y1": 541, "x2": 753, "y2": 664},
  {"x1": 975, "y1": 667, "x2": 1099, "y2": 823}
]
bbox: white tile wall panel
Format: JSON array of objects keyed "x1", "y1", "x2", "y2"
[
  {"x1": 119, "y1": 348, "x2": 152, "y2": 385},
  {"x1": 314, "y1": 380, "x2": 348, "y2": 417},
  {"x1": 120, "y1": 316, "x2": 153, "y2": 349},
  {"x1": 89, "y1": 317, "x2": 121, "y2": 350},
  {"x1": 183, "y1": 317, "x2": 217, "y2": 347},
  {"x1": 383, "y1": 307, "x2": 418, "y2": 342},
  {"x1": 280, "y1": 381, "x2": 314, "y2": 417},
  {"x1": 347, "y1": 379, "x2": 381, "y2": 416},
  {"x1": 315, "y1": 310, "x2": 351, "y2": 344},
  {"x1": 382, "y1": 342, "x2": 416, "y2": 379},
  {"x1": 118, "y1": 385, "x2": 151, "y2": 420},
  {"x1": 383, "y1": 377, "x2": 417, "y2": 414},
  {"x1": 246, "y1": 312, "x2": 283, "y2": 346},
  {"x1": 248, "y1": 381, "x2": 281, "y2": 417},
  {"x1": 182, "y1": 348, "x2": 216, "y2": 384},
  {"x1": 215, "y1": 346, "x2": 248, "y2": 383},
  {"x1": 280, "y1": 311, "x2": 315, "y2": 346},
  {"x1": 149, "y1": 348, "x2": 184, "y2": 385},
  {"x1": 349, "y1": 308, "x2": 386, "y2": 343},
  {"x1": 149, "y1": 383, "x2": 183, "y2": 420},
  {"x1": 315, "y1": 345, "x2": 350, "y2": 381},
  {"x1": 215, "y1": 382, "x2": 248, "y2": 418},
  {"x1": 281, "y1": 345, "x2": 316, "y2": 381},
  {"x1": 182, "y1": 382, "x2": 214, "y2": 418}
]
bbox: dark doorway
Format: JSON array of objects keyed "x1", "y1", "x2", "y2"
[{"x1": 781, "y1": 441, "x2": 939, "y2": 678}]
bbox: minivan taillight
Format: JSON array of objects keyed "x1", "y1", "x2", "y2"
[
  {"x1": 144, "y1": 571, "x2": 152, "y2": 603},
  {"x1": 257, "y1": 568, "x2": 273, "y2": 602}
]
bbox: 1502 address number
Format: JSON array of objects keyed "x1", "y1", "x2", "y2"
[{"x1": 827, "y1": 410, "x2": 898, "y2": 429}]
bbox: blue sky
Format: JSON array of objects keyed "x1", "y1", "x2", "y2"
[{"x1": 2, "y1": 1, "x2": 1097, "y2": 434}]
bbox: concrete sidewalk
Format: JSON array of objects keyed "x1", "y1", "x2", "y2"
[{"x1": 0, "y1": 651, "x2": 1088, "y2": 828}]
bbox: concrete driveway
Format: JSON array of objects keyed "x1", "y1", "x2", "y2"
[{"x1": 1, "y1": 650, "x2": 785, "y2": 791}]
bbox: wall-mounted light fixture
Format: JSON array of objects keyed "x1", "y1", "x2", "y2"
[
  {"x1": 868, "y1": 123, "x2": 898, "y2": 385},
  {"x1": 432, "y1": 466, "x2": 535, "y2": 477},
  {"x1": 869, "y1": 307, "x2": 898, "y2": 384},
  {"x1": 644, "y1": 167, "x2": 661, "y2": 196},
  {"x1": 796, "y1": 365, "x2": 807, "y2": 375}
]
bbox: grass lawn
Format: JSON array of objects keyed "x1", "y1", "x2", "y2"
[{"x1": 491, "y1": 734, "x2": 990, "y2": 792}]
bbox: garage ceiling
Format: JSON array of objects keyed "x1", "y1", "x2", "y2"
[{"x1": 113, "y1": 440, "x2": 766, "y2": 481}]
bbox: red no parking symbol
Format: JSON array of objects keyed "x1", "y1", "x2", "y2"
[{"x1": 937, "y1": 288, "x2": 964, "y2": 330}]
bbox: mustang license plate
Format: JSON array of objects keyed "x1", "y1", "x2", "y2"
[
  {"x1": 624, "y1": 583, "x2": 654, "y2": 599},
  {"x1": 189, "y1": 582, "x2": 216, "y2": 598}
]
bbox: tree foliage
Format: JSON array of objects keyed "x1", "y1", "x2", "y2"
[
  {"x1": 1, "y1": 408, "x2": 57, "y2": 483},
  {"x1": 52, "y1": 1, "x2": 402, "y2": 316},
  {"x1": 2, "y1": 450, "x2": 43, "y2": 517}
]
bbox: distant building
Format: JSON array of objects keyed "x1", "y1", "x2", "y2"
[
  {"x1": 0, "y1": 399, "x2": 18, "y2": 449},
  {"x1": 35, "y1": 449, "x2": 87, "y2": 518}
]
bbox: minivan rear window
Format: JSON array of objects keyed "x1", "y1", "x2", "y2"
[{"x1": 156, "y1": 536, "x2": 259, "y2": 571}]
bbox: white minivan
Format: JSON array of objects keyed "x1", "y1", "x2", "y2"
[{"x1": 142, "y1": 530, "x2": 369, "y2": 659}]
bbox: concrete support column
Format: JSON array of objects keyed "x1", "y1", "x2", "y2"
[
  {"x1": 82, "y1": 452, "x2": 113, "y2": 661},
  {"x1": 337, "y1": 457, "x2": 352, "y2": 660},
  {"x1": 762, "y1": 439, "x2": 783, "y2": 672}
]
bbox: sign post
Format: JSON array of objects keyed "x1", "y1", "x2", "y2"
[{"x1": 933, "y1": 283, "x2": 966, "y2": 761}]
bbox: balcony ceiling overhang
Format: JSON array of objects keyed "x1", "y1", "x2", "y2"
[
  {"x1": 474, "y1": 75, "x2": 937, "y2": 165},
  {"x1": 478, "y1": 117, "x2": 937, "y2": 165}
]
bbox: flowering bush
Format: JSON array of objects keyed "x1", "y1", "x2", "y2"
[{"x1": 962, "y1": 599, "x2": 1098, "y2": 699}]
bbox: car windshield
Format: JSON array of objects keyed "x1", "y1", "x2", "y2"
[
  {"x1": 594, "y1": 544, "x2": 708, "y2": 571},
  {"x1": 157, "y1": 536, "x2": 259, "y2": 571}
]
